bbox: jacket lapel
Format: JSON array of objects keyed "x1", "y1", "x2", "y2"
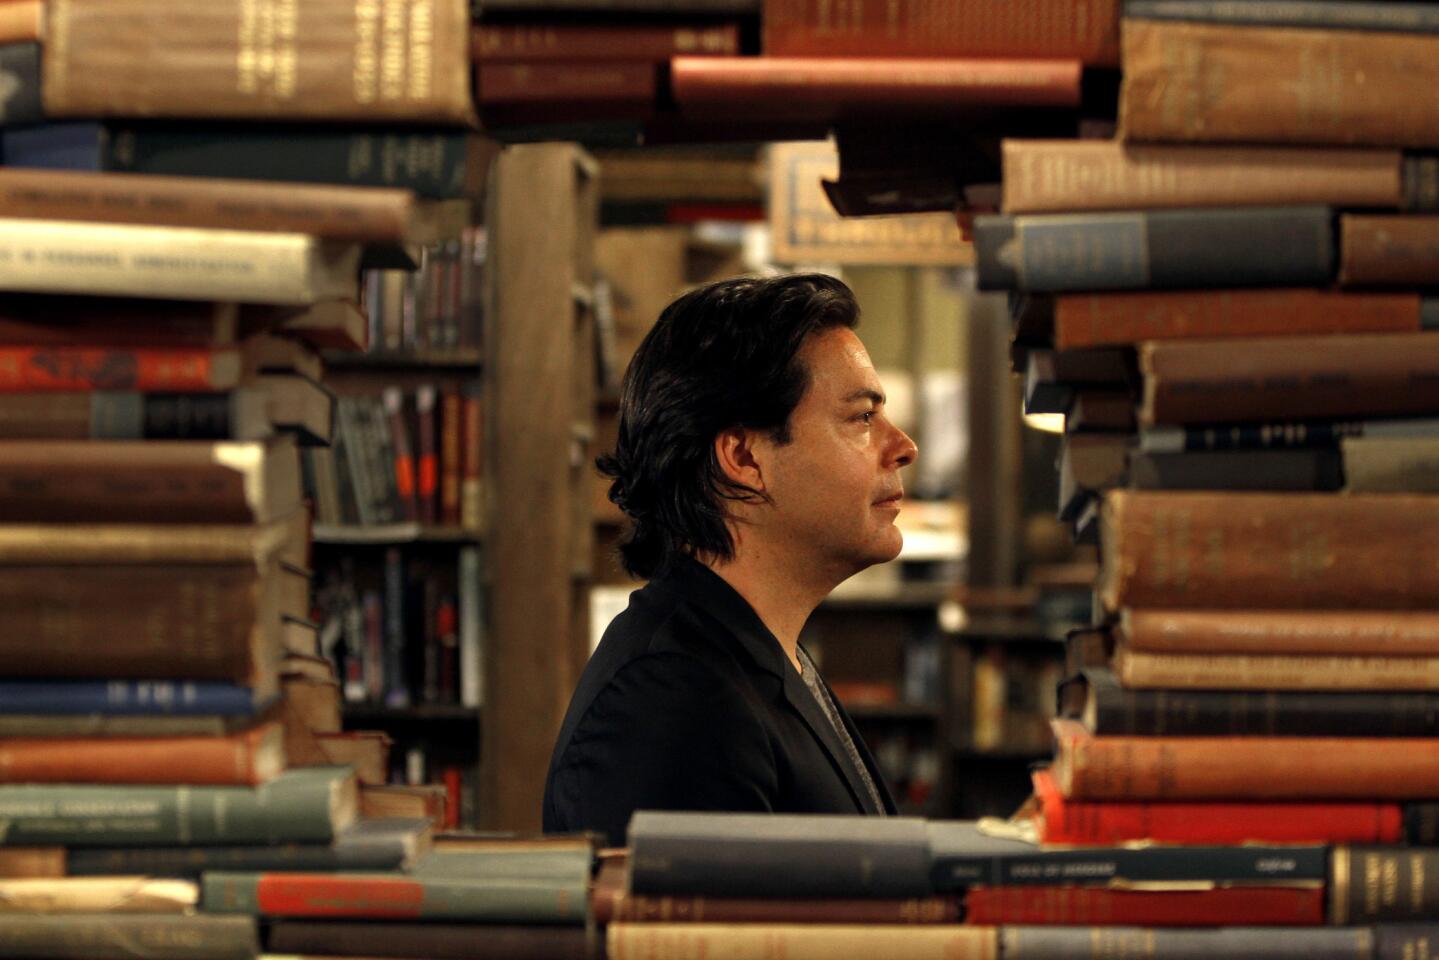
[{"x1": 780, "y1": 665, "x2": 883, "y2": 815}]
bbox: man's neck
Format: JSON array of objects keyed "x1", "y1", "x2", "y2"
[{"x1": 702, "y1": 546, "x2": 839, "y2": 674}]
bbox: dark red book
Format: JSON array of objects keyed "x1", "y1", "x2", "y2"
[
  {"x1": 1031, "y1": 769, "x2": 1404, "y2": 847},
  {"x1": 477, "y1": 61, "x2": 657, "y2": 104},
  {"x1": 964, "y1": 885, "x2": 1325, "y2": 926},
  {"x1": 671, "y1": 57, "x2": 1083, "y2": 120},
  {"x1": 440, "y1": 387, "x2": 462, "y2": 527},
  {"x1": 473, "y1": 23, "x2": 739, "y2": 61},
  {"x1": 416, "y1": 384, "x2": 439, "y2": 526}
]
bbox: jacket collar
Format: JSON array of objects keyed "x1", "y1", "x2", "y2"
[{"x1": 655, "y1": 556, "x2": 894, "y2": 815}]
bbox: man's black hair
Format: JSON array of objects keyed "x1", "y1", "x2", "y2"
[{"x1": 597, "y1": 273, "x2": 860, "y2": 580}]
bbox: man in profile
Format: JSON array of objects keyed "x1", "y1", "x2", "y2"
[{"x1": 542, "y1": 274, "x2": 919, "y2": 845}]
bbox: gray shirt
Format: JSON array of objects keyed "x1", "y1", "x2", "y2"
[{"x1": 796, "y1": 645, "x2": 888, "y2": 815}]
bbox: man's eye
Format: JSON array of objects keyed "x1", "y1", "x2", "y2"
[{"x1": 859, "y1": 411, "x2": 874, "y2": 425}]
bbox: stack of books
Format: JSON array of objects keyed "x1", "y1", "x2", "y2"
[{"x1": 962, "y1": 0, "x2": 1439, "y2": 941}]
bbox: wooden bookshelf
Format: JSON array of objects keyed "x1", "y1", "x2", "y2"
[{"x1": 311, "y1": 524, "x2": 484, "y2": 546}]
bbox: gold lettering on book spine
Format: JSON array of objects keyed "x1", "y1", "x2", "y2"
[
  {"x1": 380, "y1": 0, "x2": 407, "y2": 102},
  {"x1": 237, "y1": 0, "x2": 299, "y2": 100},
  {"x1": 408, "y1": 0, "x2": 433, "y2": 100},
  {"x1": 354, "y1": 0, "x2": 381, "y2": 103}
]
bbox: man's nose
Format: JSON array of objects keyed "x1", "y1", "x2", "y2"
[{"x1": 891, "y1": 424, "x2": 918, "y2": 468}]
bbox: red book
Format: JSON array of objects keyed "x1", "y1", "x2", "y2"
[
  {"x1": 415, "y1": 385, "x2": 438, "y2": 526},
  {"x1": 0, "y1": 345, "x2": 241, "y2": 392},
  {"x1": 477, "y1": 61, "x2": 657, "y2": 104},
  {"x1": 670, "y1": 57, "x2": 1083, "y2": 119},
  {"x1": 383, "y1": 387, "x2": 418, "y2": 523},
  {"x1": 1031, "y1": 769, "x2": 1404, "y2": 846},
  {"x1": 0, "y1": 723, "x2": 284, "y2": 786},
  {"x1": 473, "y1": 22, "x2": 739, "y2": 61},
  {"x1": 963, "y1": 885, "x2": 1325, "y2": 926}
]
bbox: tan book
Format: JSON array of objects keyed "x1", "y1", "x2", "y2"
[
  {"x1": 0, "y1": 218, "x2": 362, "y2": 305},
  {"x1": 281, "y1": 674, "x2": 342, "y2": 735},
  {"x1": 289, "y1": 730, "x2": 391, "y2": 786},
  {"x1": 608, "y1": 924, "x2": 997, "y2": 960},
  {"x1": 43, "y1": 0, "x2": 474, "y2": 124},
  {"x1": 1114, "y1": 645, "x2": 1439, "y2": 691},
  {"x1": 0, "y1": 877, "x2": 196, "y2": 913},
  {"x1": 360, "y1": 782, "x2": 448, "y2": 829},
  {"x1": 1099, "y1": 490, "x2": 1439, "y2": 611},
  {"x1": 1003, "y1": 140, "x2": 1405, "y2": 213},
  {"x1": 0, "y1": 0, "x2": 41, "y2": 44},
  {"x1": 1119, "y1": 608, "x2": 1439, "y2": 656},
  {"x1": 1120, "y1": 19, "x2": 1439, "y2": 147},
  {"x1": 1344, "y1": 436, "x2": 1439, "y2": 493},
  {"x1": 257, "y1": 373, "x2": 334, "y2": 446}
]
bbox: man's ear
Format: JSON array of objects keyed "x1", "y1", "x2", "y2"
[{"x1": 714, "y1": 426, "x2": 766, "y2": 495}]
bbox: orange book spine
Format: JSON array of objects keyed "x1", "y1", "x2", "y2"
[
  {"x1": 440, "y1": 387, "x2": 461, "y2": 527},
  {"x1": 1001, "y1": 140, "x2": 1404, "y2": 214},
  {"x1": 1099, "y1": 490, "x2": 1439, "y2": 611},
  {"x1": 1340, "y1": 214, "x2": 1439, "y2": 286},
  {"x1": 671, "y1": 57, "x2": 1083, "y2": 111},
  {"x1": 0, "y1": 346, "x2": 227, "y2": 392},
  {"x1": 762, "y1": 0, "x2": 1120, "y2": 67},
  {"x1": 1053, "y1": 719, "x2": 1439, "y2": 800},
  {"x1": 1054, "y1": 289, "x2": 1420, "y2": 350},
  {"x1": 0, "y1": 0, "x2": 41, "y2": 43},
  {"x1": 1120, "y1": 19, "x2": 1439, "y2": 147},
  {"x1": 1119, "y1": 609, "x2": 1439, "y2": 655},
  {"x1": 0, "y1": 723, "x2": 279, "y2": 786}
]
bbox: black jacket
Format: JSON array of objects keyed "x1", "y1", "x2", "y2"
[{"x1": 542, "y1": 557, "x2": 897, "y2": 846}]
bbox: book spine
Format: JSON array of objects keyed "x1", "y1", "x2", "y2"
[
  {"x1": 964, "y1": 886, "x2": 1324, "y2": 926},
  {"x1": 761, "y1": 0, "x2": 1120, "y2": 66},
  {"x1": 1099, "y1": 490, "x2": 1439, "y2": 610},
  {"x1": 1140, "y1": 416, "x2": 1439, "y2": 454},
  {"x1": 1053, "y1": 289, "x2": 1419, "y2": 350},
  {"x1": 611, "y1": 896, "x2": 963, "y2": 924},
  {"x1": 43, "y1": 0, "x2": 474, "y2": 124},
  {"x1": 0, "y1": 914, "x2": 260, "y2": 960},
  {"x1": 473, "y1": 23, "x2": 740, "y2": 60},
  {"x1": 629, "y1": 837, "x2": 931, "y2": 899},
  {"x1": 1340, "y1": 214, "x2": 1439, "y2": 286},
  {"x1": 478, "y1": 61, "x2": 657, "y2": 104},
  {"x1": 1122, "y1": 609, "x2": 1439, "y2": 655},
  {"x1": 0, "y1": 169, "x2": 415, "y2": 243},
  {"x1": 0, "y1": 680, "x2": 260, "y2": 716},
  {"x1": 382, "y1": 547, "x2": 409, "y2": 708},
  {"x1": 203, "y1": 871, "x2": 587, "y2": 922},
  {"x1": 1330, "y1": 847, "x2": 1439, "y2": 924},
  {"x1": 0, "y1": 218, "x2": 344, "y2": 306},
  {"x1": 415, "y1": 385, "x2": 439, "y2": 525},
  {"x1": 268, "y1": 920, "x2": 591, "y2": 960},
  {"x1": 1001, "y1": 140, "x2": 1404, "y2": 214},
  {"x1": 0, "y1": 725, "x2": 277, "y2": 786},
  {"x1": 933, "y1": 845, "x2": 1325, "y2": 891},
  {"x1": 1055, "y1": 725, "x2": 1439, "y2": 800},
  {"x1": 0, "y1": 567, "x2": 260, "y2": 681},
  {"x1": 104, "y1": 127, "x2": 481, "y2": 200},
  {"x1": 1344, "y1": 437, "x2": 1439, "y2": 493},
  {"x1": 974, "y1": 207, "x2": 1334, "y2": 292},
  {"x1": 0, "y1": 2, "x2": 42, "y2": 44},
  {"x1": 440, "y1": 388, "x2": 462, "y2": 526},
  {"x1": 1086, "y1": 681, "x2": 1439, "y2": 737},
  {"x1": 1126, "y1": 0, "x2": 1439, "y2": 34},
  {"x1": 671, "y1": 57, "x2": 1083, "y2": 110},
  {"x1": 460, "y1": 383, "x2": 483, "y2": 531},
  {"x1": 458, "y1": 546, "x2": 483, "y2": 709},
  {"x1": 1119, "y1": 19, "x2": 1439, "y2": 147},
  {"x1": 382, "y1": 387, "x2": 418, "y2": 522},
  {"x1": 1376, "y1": 928, "x2": 1439, "y2": 960},
  {"x1": 0, "y1": 44, "x2": 43, "y2": 126},
  {"x1": 607, "y1": 924, "x2": 998, "y2": 960},
  {"x1": 67, "y1": 841, "x2": 402, "y2": 878},
  {"x1": 0, "y1": 347, "x2": 230, "y2": 393},
  {"x1": 1002, "y1": 926, "x2": 1374, "y2": 960},
  {"x1": 1114, "y1": 649, "x2": 1439, "y2": 691}
]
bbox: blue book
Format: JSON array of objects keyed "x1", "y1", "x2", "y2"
[{"x1": 0, "y1": 680, "x2": 267, "y2": 716}]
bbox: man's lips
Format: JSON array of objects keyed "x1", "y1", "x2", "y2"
[{"x1": 873, "y1": 492, "x2": 904, "y2": 507}]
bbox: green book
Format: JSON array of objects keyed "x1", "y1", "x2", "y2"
[
  {"x1": 201, "y1": 868, "x2": 589, "y2": 923},
  {"x1": 0, "y1": 914, "x2": 257, "y2": 960},
  {"x1": 0, "y1": 767, "x2": 355, "y2": 847}
]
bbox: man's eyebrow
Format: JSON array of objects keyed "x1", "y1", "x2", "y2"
[{"x1": 841, "y1": 388, "x2": 885, "y2": 405}]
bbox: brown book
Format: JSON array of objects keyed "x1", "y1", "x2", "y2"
[
  {"x1": 1331, "y1": 847, "x2": 1439, "y2": 924},
  {"x1": 1340, "y1": 214, "x2": 1439, "y2": 286},
  {"x1": 762, "y1": 0, "x2": 1120, "y2": 67},
  {"x1": 1058, "y1": 433, "x2": 1130, "y2": 521},
  {"x1": 670, "y1": 56, "x2": 1083, "y2": 119},
  {"x1": 0, "y1": 169, "x2": 444, "y2": 244},
  {"x1": 0, "y1": 723, "x2": 284, "y2": 786},
  {"x1": 1113, "y1": 646, "x2": 1439, "y2": 691},
  {"x1": 1118, "y1": 608, "x2": 1439, "y2": 656},
  {"x1": 1002, "y1": 140, "x2": 1405, "y2": 214},
  {"x1": 288, "y1": 730, "x2": 391, "y2": 786},
  {"x1": 473, "y1": 22, "x2": 739, "y2": 61},
  {"x1": 1056, "y1": 289, "x2": 1426, "y2": 350},
  {"x1": 1119, "y1": 19, "x2": 1439, "y2": 147},
  {"x1": 440, "y1": 386, "x2": 462, "y2": 526},
  {"x1": 253, "y1": 301, "x2": 367, "y2": 353},
  {"x1": 1099, "y1": 490, "x2": 1439, "y2": 611},
  {"x1": 477, "y1": 61, "x2": 656, "y2": 104},
  {"x1": 269, "y1": 921, "x2": 590, "y2": 960},
  {"x1": 0, "y1": 877, "x2": 197, "y2": 913},
  {"x1": 1139, "y1": 333, "x2": 1439, "y2": 426},
  {"x1": 1052, "y1": 718, "x2": 1439, "y2": 800},
  {"x1": 593, "y1": 855, "x2": 962, "y2": 925},
  {"x1": 0, "y1": 436, "x2": 300, "y2": 524},
  {"x1": 257, "y1": 373, "x2": 335, "y2": 446},
  {"x1": 0, "y1": 0, "x2": 40, "y2": 43},
  {"x1": 360, "y1": 783, "x2": 448, "y2": 828},
  {"x1": 1066, "y1": 390, "x2": 1136, "y2": 433},
  {"x1": 1343, "y1": 436, "x2": 1439, "y2": 494},
  {"x1": 608, "y1": 924, "x2": 997, "y2": 960},
  {"x1": 280, "y1": 673, "x2": 342, "y2": 746},
  {"x1": 42, "y1": 0, "x2": 474, "y2": 124},
  {"x1": 0, "y1": 849, "x2": 65, "y2": 880},
  {"x1": 460, "y1": 384, "x2": 484, "y2": 532},
  {"x1": 1066, "y1": 627, "x2": 1114, "y2": 676},
  {"x1": 0, "y1": 298, "x2": 242, "y2": 348}
]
